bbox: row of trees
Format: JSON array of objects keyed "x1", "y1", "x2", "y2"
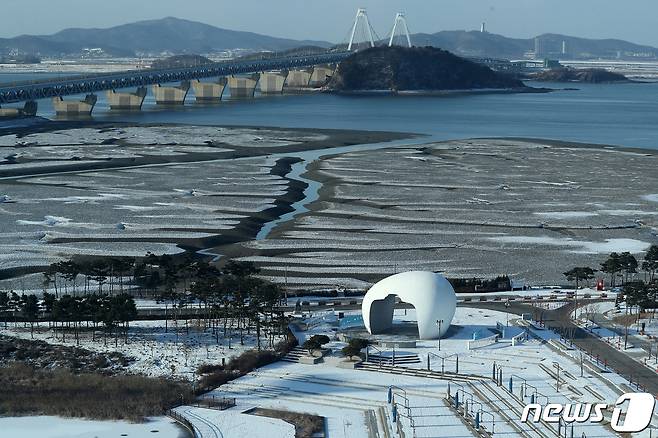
[
  {"x1": 0, "y1": 291, "x2": 136, "y2": 345},
  {"x1": 3, "y1": 252, "x2": 286, "y2": 352},
  {"x1": 564, "y1": 245, "x2": 658, "y2": 289},
  {"x1": 40, "y1": 252, "x2": 214, "y2": 298},
  {"x1": 600, "y1": 247, "x2": 658, "y2": 286}
]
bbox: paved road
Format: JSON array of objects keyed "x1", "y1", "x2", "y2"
[
  {"x1": 591, "y1": 312, "x2": 655, "y2": 353},
  {"x1": 468, "y1": 300, "x2": 658, "y2": 395}
]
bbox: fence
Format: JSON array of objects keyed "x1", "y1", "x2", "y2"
[
  {"x1": 467, "y1": 334, "x2": 499, "y2": 350},
  {"x1": 511, "y1": 330, "x2": 528, "y2": 346},
  {"x1": 167, "y1": 409, "x2": 197, "y2": 438}
]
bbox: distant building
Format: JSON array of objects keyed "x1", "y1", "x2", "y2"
[
  {"x1": 544, "y1": 59, "x2": 561, "y2": 68},
  {"x1": 534, "y1": 37, "x2": 543, "y2": 59}
]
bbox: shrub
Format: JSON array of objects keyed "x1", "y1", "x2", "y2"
[
  {"x1": 227, "y1": 350, "x2": 279, "y2": 373},
  {"x1": 341, "y1": 344, "x2": 362, "y2": 360},
  {"x1": 0, "y1": 363, "x2": 193, "y2": 422}
]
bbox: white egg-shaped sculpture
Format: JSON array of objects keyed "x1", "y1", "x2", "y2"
[{"x1": 362, "y1": 271, "x2": 456, "y2": 339}]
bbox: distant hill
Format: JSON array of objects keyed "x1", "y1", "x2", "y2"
[
  {"x1": 328, "y1": 46, "x2": 526, "y2": 92},
  {"x1": 150, "y1": 54, "x2": 214, "y2": 69},
  {"x1": 0, "y1": 17, "x2": 332, "y2": 58},
  {"x1": 2, "y1": 18, "x2": 656, "y2": 61},
  {"x1": 532, "y1": 68, "x2": 630, "y2": 83},
  {"x1": 409, "y1": 31, "x2": 658, "y2": 60}
]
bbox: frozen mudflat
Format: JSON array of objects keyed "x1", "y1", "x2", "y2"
[
  {"x1": 0, "y1": 415, "x2": 186, "y2": 438},
  {"x1": 0, "y1": 125, "x2": 327, "y2": 149},
  {"x1": 244, "y1": 139, "x2": 658, "y2": 288},
  {"x1": 0, "y1": 123, "x2": 402, "y2": 288},
  {"x1": 0, "y1": 154, "x2": 282, "y2": 277}
]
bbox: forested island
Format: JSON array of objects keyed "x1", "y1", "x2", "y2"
[
  {"x1": 328, "y1": 46, "x2": 530, "y2": 93},
  {"x1": 532, "y1": 67, "x2": 630, "y2": 83}
]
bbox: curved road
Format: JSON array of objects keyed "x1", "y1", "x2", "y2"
[{"x1": 468, "y1": 300, "x2": 658, "y2": 395}]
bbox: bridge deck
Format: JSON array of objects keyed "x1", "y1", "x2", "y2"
[{"x1": 0, "y1": 51, "x2": 351, "y2": 104}]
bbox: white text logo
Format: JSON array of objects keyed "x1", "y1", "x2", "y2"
[{"x1": 521, "y1": 393, "x2": 655, "y2": 433}]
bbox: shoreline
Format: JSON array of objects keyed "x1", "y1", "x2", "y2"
[{"x1": 330, "y1": 86, "x2": 553, "y2": 96}]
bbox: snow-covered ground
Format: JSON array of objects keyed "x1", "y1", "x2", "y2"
[
  {"x1": 174, "y1": 305, "x2": 655, "y2": 438},
  {"x1": 173, "y1": 406, "x2": 294, "y2": 438},
  {"x1": 0, "y1": 415, "x2": 185, "y2": 438},
  {"x1": 1, "y1": 318, "x2": 283, "y2": 380}
]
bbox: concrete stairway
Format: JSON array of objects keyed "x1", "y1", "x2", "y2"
[
  {"x1": 469, "y1": 380, "x2": 557, "y2": 438},
  {"x1": 281, "y1": 346, "x2": 306, "y2": 363},
  {"x1": 367, "y1": 353, "x2": 421, "y2": 365},
  {"x1": 356, "y1": 361, "x2": 487, "y2": 383}
]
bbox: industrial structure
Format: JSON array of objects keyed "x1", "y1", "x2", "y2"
[{"x1": 362, "y1": 271, "x2": 457, "y2": 340}]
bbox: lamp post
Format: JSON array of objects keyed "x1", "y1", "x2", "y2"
[
  {"x1": 505, "y1": 301, "x2": 510, "y2": 327},
  {"x1": 437, "y1": 319, "x2": 444, "y2": 350}
]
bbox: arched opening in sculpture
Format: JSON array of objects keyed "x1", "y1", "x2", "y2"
[{"x1": 361, "y1": 271, "x2": 456, "y2": 340}]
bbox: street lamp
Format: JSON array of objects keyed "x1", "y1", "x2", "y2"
[
  {"x1": 505, "y1": 301, "x2": 510, "y2": 327},
  {"x1": 437, "y1": 319, "x2": 444, "y2": 350}
]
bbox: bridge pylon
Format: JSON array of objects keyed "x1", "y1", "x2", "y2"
[
  {"x1": 388, "y1": 13, "x2": 412, "y2": 48},
  {"x1": 348, "y1": 8, "x2": 376, "y2": 51}
]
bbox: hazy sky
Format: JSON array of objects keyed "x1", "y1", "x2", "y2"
[{"x1": 3, "y1": 0, "x2": 658, "y2": 47}]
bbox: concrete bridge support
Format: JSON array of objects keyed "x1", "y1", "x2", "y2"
[
  {"x1": 106, "y1": 87, "x2": 147, "y2": 110},
  {"x1": 309, "y1": 66, "x2": 335, "y2": 87},
  {"x1": 52, "y1": 94, "x2": 97, "y2": 115},
  {"x1": 258, "y1": 71, "x2": 287, "y2": 94},
  {"x1": 0, "y1": 101, "x2": 37, "y2": 118},
  {"x1": 228, "y1": 74, "x2": 259, "y2": 98},
  {"x1": 152, "y1": 81, "x2": 190, "y2": 105},
  {"x1": 191, "y1": 78, "x2": 228, "y2": 102},
  {"x1": 285, "y1": 69, "x2": 312, "y2": 88}
]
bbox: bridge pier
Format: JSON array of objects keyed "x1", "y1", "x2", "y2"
[
  {"x1": 309, "y1": 66, "x2": 335, "y2": 87},
  {"x1": 0, "y1": 101, "x2": 37, "y2": 118},
  {"x1": 106, "y1": 87, "x2": 147, "y2": 110},
  {"x1": 285, "y1": 69, "x2": 313, "y2": 90},
  {"x1": 191, "y1": 78, "x2": 228, "y2": 102},
  {"x1": 228, "y1": 74, "x2": 259, "y2": 98},
  {"x1": 152, "y1": 81, "x2": 190, "y2": 105},
  {"x1": 258, "y1": 71, "x2": 287, "y2": 94},
  {"x1": 52, "y1": 94, "x2": 97, "y2": 115},
  {"x1": 285, "y1": 68, "x2": 313, "y2": 91}
]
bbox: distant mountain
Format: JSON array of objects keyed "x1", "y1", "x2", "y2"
[
  {"x1": 0, "y1": 17, "x2": 332, "y2": 57},
  {"x1": 409, "y1": 31, "x2": 658, "y2": 60}
]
